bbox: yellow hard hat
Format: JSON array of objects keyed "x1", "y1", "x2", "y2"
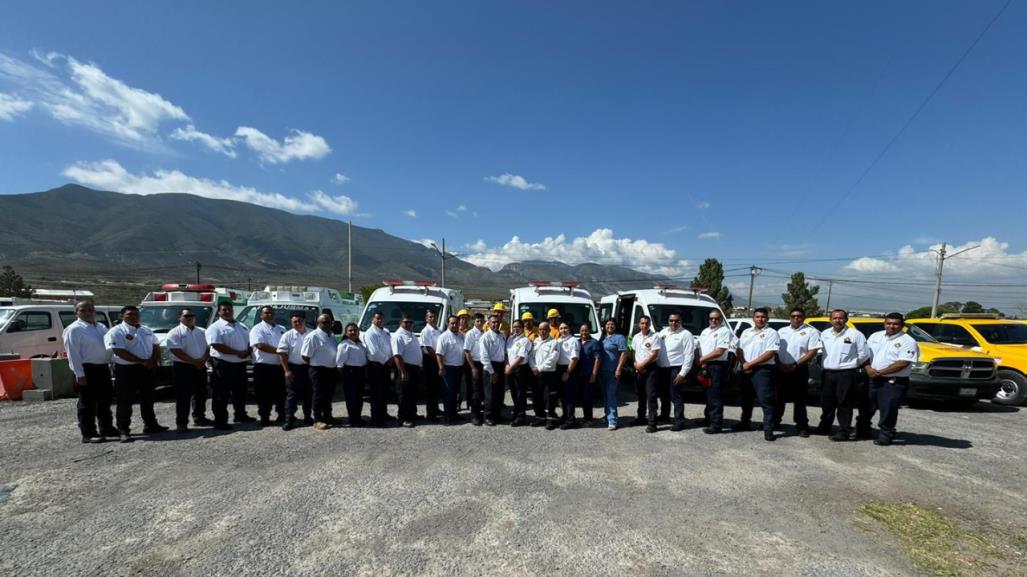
[
  {"x1": 457, "y1": 309, "x2": 470, "y2": 317},
  {"x1": 520, "y1": 312, "x2": 534, "y2": 321},
  {"x1": 547, "y1": 308, "x2": 560, "y2": 318},
  {"x1": 492, "y1": 302, "x2": 507, "y2": 312}
]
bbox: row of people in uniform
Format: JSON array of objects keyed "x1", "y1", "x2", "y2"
[{"x1": 63, "y1": 299, "x2": 918, "y2": 446}]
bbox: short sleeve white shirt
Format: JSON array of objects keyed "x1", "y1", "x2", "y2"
[
  {"x1": 165, "y1": 324, "x2": 208, "y2": 363},
  {"x1": 435, "y1": 330, "x2": 466, "y2": 367},
  {"x1": 868, "y1": 330, "x2": 919, "y2": 377},
  {"x1": 631, "y1": 330, "x2": 661, "y2": 366},
  {"x1": 392, "y1": 327, "x2": 422, "y2": 366},
  {"x1": 739, "y1": 326, "x2": 780, "y2": 366},
  {"x1": 363, "y1": 325, "x2": 393, "y2": 363},
  {"x1": 207, "y1": 318, "x2": 250, "y2": 363},
  {"x1": 698, "y1": 325, "x2": 733, "y2": 362},
  {"x1": 276, "y1": 328, "x2": 309, "y2": 365},
  {"x1": 105, "y1": 323, "x2": 157, "y2": 365},
  {"x1": 820, "y1": 327, "x2": 870, "y2": 370},
  {"x1": 776, "y1": 324, "x2": 822, "y2": 365},
  {"x1": 301, "y1": 328, "x2": 338, "y2": 368},
  {"x1": 250, "y1": 321, "x2": 286, "y2": 365}
]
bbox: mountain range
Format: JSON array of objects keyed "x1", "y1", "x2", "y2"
[{"x1": 0, "y1": 185, "x2": 668, "y2": 304}]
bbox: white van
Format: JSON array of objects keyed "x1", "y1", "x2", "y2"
[
  {"x1": 510, "y1": 282, "x2": 600, "y2": 338},
  {"x1": 358, "y1": 280, "x2": 464, "y2": 335},
  {"x1": 728, "y1": 317, "x2": 790, "y2": 338},
  {"x1": 236, "y1": 286, "x2": 362, "y2": 331},
  {"x1": 598, "y1": 285, "x2": 726, "y2": 338},
  {"x1": 0, "y1": 304, "x2": 75, "y2": 358}
]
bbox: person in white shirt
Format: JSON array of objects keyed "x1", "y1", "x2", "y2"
[
  {"x1": 250, "y1": 306, "x2": 287, "y2": 426},
  {"x1": 814, "y1": 309, "x2": 871, "y2": 442},
  {"x1": 206, "y1": 302, "x2": 251, "y2": 429},
  {"x1": 105, "y1": 305, "x2": 164, "y2": 441},
  {"x1": 531, "y1": 321, "x2": 562, "y2": 429},
  {"x1": 504, "y1": 319, "x2": 534, "y2": 427},
  {"x1": 556, "y1": 322, "x2": 581, "y2": 429},
  {"x1": 774, "y1": 307, "x2": 822, "y2": 437},
  {"x1": 631, "y1": 315, "x2": 662, "y2": 433},
  {"x1": 463, "y1": 314, "x2": 486, "y2": 425},
  {"x1": 302, "y1": 314, "x2": 339, "y2": 430},
  {"x1": 277, "y1": 312, "x2": 312, "y2": 430},
  {"x1": 735, "y1": 307, "x2": 781, "y2": 441},
  {"x1": 697, "y1": 309, "x2": 733, "y2": 434},
  {"x1": 363, "y1": 311, "x2": 393, "y2": 427},
  {"x1": 656, "y1": 312, "x2": 696, "y2": 432},
  {"x1": 478, "y1": 315, "x2": 508, "y2": 426},
  {"x1": 166, "y1": 308, "x2": 212, "y2": 433},
  {"x1": 392, "y1": 314, "x2": 422, "y2": 427},
  {"x1": 337, "y1": 322, "x2": 369, "y2": 428},
  {"x1": 435, "y1": 315, "x2": 466, "y2": 425},
  {"x1": 419, "y1": 309, "x2": 443, "y2": 422},
  {"x1": 866, "y1": 313, "x2": 920, "y2": 446},
  {"x1": 62, "y1": 301, "x2": 114, "y2": 443}
]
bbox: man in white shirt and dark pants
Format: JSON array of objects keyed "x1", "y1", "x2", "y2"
[
  {"x1": 301, "y1": 313, "x2": 340, "y2": 430},
  {"x1": 435, "y1": 315, "x2": 466, "y2": 425},
  {"x1": 250, "y1": 306, "x2": 287, "y2": 426},
  {"x1": 363, "y1": 311, "x2": 393, "y2": 427},
  {"x1": 277, "y1": 312, "x2": 312, "y2": 430},
  {"x1": 697, "y1": 309, "x2": 733, "y2": 434},
  {"x1": 420, "y1": 309, "x2": 443, "y2": 422},
  {"x1": 392, "y1": 314, "x2": 422, "y2": 427},
  {"x1": 631, "y1": 315, "x2": 662, "y2": 432},
  {"x1": 63, "y1": 301, "x2": 115, "y2": 443},
  {"x1": 735, "y1": 307, "x2": 781, "y2": 441},
  {"x1": 815, "y1": 309, "x2": 871, "y2": 441},
  {"x1": 165, "y1": 308, "x2": 212, "y2": 432},
  {"x1": 206, "y1": 302, "x2": 252, "y2": 429},
  {"x1": 774, "y1": 307, "x2": 822, "y2": 437},
  {"x1": 656, "y1": 311, "x2": 696, "y2": 432},
  {"x1": 105, "y1": 305, "x2": 165, "y2": 441},
  {"x1": 463, "y1": 313, "x2": 486, "y2": 424},
  {"x1": 479, "y1": 314, "x2": 508, "y2": 426},
  {"x1": 532, "y1": 321, "x2": 562, "y2": 429},
  {"x1": 866, "y1": 313, "x2": 920, "y2": 446}
]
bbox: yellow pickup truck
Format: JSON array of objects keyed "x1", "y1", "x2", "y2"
[
  {"x1": 908, "y1": 314, "x2": 1027, "y2": 406},
  {"x1": 806, "y1": 317, "x2": 999, "y2": 405}
]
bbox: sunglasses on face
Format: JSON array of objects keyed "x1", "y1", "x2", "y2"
[{"x1": 182, "y1": 314, "x2": 195, "y2": 318}]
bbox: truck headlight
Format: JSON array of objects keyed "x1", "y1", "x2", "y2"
[{"x1": 911, "y1": 361, "x2": 929, "y2": 374}]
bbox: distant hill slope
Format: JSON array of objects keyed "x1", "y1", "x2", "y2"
[{"x1": 0, "y1": 185, "x2": 668, "y2": 302}]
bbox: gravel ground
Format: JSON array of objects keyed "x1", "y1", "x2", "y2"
[{"x1": 1, "y1": 393, "x2": 1025, "y2": 577}]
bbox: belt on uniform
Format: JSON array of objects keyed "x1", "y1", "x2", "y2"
[
  {"x1": 83, "y1": 363, "x2": 108, "y2": 368},
  {"x1": 822, "y1": 368, "x2": 859, "y2": 373}
]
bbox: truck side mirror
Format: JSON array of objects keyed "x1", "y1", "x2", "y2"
[
  {"x1": 332, "y1": 320, "x2": 343, "y2": 335},
  {"x1": 6, "y1": 319, "x2": 25, "y2": 333}
]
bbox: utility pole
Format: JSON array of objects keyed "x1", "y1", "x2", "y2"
[
  {"x1": 930, "y1": 243, "x2": 979, "y2": 318},
  {"x1": 747, "y1": 265, "x2": 761, "y2": 313},
  {"x1": 430, "y1": 239, "x2": 447, "y2": 288},
  {"x1": 825, "y1": 280, "x2": 833, "y2": 311},
  {"x1": 195, "y1": 261, "x2": 201, "y2": 284},
  {"x1": 347, "y1": 220, "x2": 353, "y2": 293}
]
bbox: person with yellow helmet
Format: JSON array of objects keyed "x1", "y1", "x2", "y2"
[
  {"x1": 521, "y1": 311, "x2": 539, "y2": 341},
  {"x1": 489, "y1": 302, "x2": 511, "y2": 337},
  {"x1": 456, "y1": 309, "x2": 471, "y2": 334},
  {"x1": 547, "y1": 309, "x2": 561, "y2": 339}
]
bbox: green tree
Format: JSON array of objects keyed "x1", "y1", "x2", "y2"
[
  {"x1": 778, "y1": 272, "x2": 823, "y2": 317},
  {"x1": 0, "y1": 266, "x2": 32, "y2": 297},
  {"x1": 358, "y1": 284, "x2": 379, "y2": 305},
  {"x1": 692, "y1": 258, "x2": 733, "y2": 311},
  {"x1": 962, "y1": 301, "x2": 984, "y2": 314}
]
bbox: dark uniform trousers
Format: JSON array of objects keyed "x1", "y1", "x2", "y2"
[
  {"x1": 870, "y1": 376, "x2": 909, "y2": 441},
  {"x1": 285, "y1": 362, "x2": 312, "y2": 422},
  {"x1": 309, "y1": 365, "x2": 337, "y2": 423},
  {"x1": 773, "y1": 364, "x2": 810, "y2": 430},
  {"x1": 253, "y1": 363, "x2": 285, "y2": 421},
  {"x1": 661, "y1": 365, "x2": 687, "y2": 424},
  {"x1": 817, "y1": 368, "x2": 861, "y2": 434},
  {"x1": 396, "y1": 364, "x2": 421, "y2": 422},
  {"x1": 469, "y1": 361, "x2": 485, "y2": 418},
  {"x1": 113, "y1": 363, "x2": 157, "y2": 433},
  {"x1": 441, "y1": 365, "x2": 464, "y2": 420},
  {"x1": 510, "y1": 365, "x2": 533, "y2": 420},
  {"x1": 538, "y1": 370, "x2": 562, "y2": 423},
  {"x1": 78, "y1": 363, "x2": 114, "y2": 437},
  {"x1": 484, "y1": 362, "x2": 505, "y2": 421},
  {"x1": 342, "y1": 365, "x2": 367, "y2": 424},
  {"x1": 635, "y1": 368, "x2": 658, "y2": 421},
  {"x1": 210, "y1": 358, "x2": 247, "y2": 425},
  {"x1": 172, "y1": 362, "x2": 208, "y2": 427},
  {"x1": 574, "y1": 369, "x2": 594, "y2": 421},
  {"x1": 703, "y1": 361, "x2": 729, "y2": 429},
  {"x1": 740, "y1": 365, "x2": 776, "y2": 432},
  {"x1": 560, "y1": 366, "x2": 577, "y2": 423},
  {"x1": 366, "y1": 361, "x2": 390, "y2": 425},
  {"x1": 422, "y1": 353, "x2": 441, "y2": 420}
]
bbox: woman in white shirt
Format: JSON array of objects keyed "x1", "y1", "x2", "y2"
[{"x1": 336, "y1": 323, "x2": 369, "y2": 428}]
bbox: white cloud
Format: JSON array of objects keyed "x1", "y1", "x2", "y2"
[
  {"x1": 463, "y1": 228, "x2": 689, "y2": 275},
  {"x1": 169, "y1": 124, "x2": 237, "y2": 158},
  {"x1": 844, "y1": 238, "x2": 1027, "y2": 278},
  {"x1": 697, "y1": 201, "x2": 711, "y2": 209},
  {"x1": 0, "y1": 52, "x2": 188, "y2": 147},
  {"x1": 456, "y1": 204, "x2": 467, "y2": 212},
  {"x1": 0, "y1": 92, "x2": 33, "y2": 120},
  {"x1": 698, "y1": 231, "x2": 721, "y2": 239},
  {"x1": 332, "y1": 172, "x2": 350, "y2": 185},
  {"x1": 445, "y1": 204, "x2": 469, "y2": 218},
  {"x1": 413, "y1": 238, "x2": 436, "y2": 248},
  {"x1": 663, "y1": 225, "x2": 689, "y2": 234},
  {"x1": 403, "y1": 209, "x2": 417, "y2": 218},
  {"x1": 234, "y1": 126, "x2": 331, "y2": 164},
  {"x1": 484, "y1": 173, "x2": 546, "y2": 191},
  {"x1": 61, "y1": 159, "x2": 361, "y2": 216}
]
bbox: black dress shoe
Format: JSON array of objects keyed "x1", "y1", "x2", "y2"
[
  {"x1": 670, "y1": 422, "x2": 685, "y2": 432},
  {"x1": 856, "y1": 428, "x2": 874, "y2": 440},
  {"x1": 192, "y1": 417, "x2": 214, "y2": 427},
  {"x1": 213, "y1": 423, "x2": 232, "y2": 431},
  {"x1": 764, "y1": 430, "x2": 776, "y2": 442},
  {"x1": 731, "y1": 421, "x2": 753, "y2": 432},
  {"x1": 510, "y1": 417, "x2": 525, "y2": 427},
  {"x1": 530, "y1": 418, "x2": 545, "y2": 427},
  {"x1": 797, "y1": 428, "x2": 811, "y2": 438},
  {"x1": 176, "y1": 425, "x2": 188, "y2": 434},
  {"x1": 484, "y1": 419, "x2": 496, "y2": 427},
  {"x1": 118, "y1": 432, "x2": 134, "y2": 443},
  {"x1": 259, "y1": 418, "x2": 272, "y2": 427},
  {"x1": 234, "y1": 415, "x2": 257, "y2": 424},
  {"x1": 812, "y1": 426, "x2": 832, "y2": 436},
  {"x1": 645, "y1": 425, "x2": 658, "y2": 433},
  {"x1": 472, "y1": 416, "x2": 483, "y2": 426},
  {"x1": 545, "y1": 422, "x2": 557, "y2": 430},
  {"x1": 303, "y1": 416, "x2": 314, "y2": 426},
  {"x1": 81, "y1": 435, "x2": 104, "y2": 444},
  {"x1": 282, "y1": 421, "x2": 295, "y2": 431},
  {"x1": 874, "y1": 437, "x2": 893, "y2": 446},
  {"x1": 100, "y1": 427, "x2": 120, "y2": 437},
  {"x1": 831, "y1": 432, "x2": 850, "y2": 442},
  {"x1": 559, "y1": 420, "x2": 572, "y2": 430},
  {"x1": 142, "y1": 424, "x2": 168, "y2": 434},
  {"x1": 702, "y1": 427, "x2": 721, "y2": 435}
]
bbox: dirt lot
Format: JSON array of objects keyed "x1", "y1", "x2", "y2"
[{"x1": 1, "y1": 396, "x2": 1025, "y2": 577}]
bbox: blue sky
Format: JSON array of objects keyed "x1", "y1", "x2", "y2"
[{"x1": 1, "y1": 1, "x2": 1026, "y2": 313}]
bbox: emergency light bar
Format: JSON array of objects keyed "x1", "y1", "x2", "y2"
[
  {"x1": 162, "y1": 283, "x2": 216, "y2": 292},
  {"x1": 528, "y1": 281, "x2": 581, "y2": 288},
  {"x1": 656, "y1": 284, "x2": 708, "y2": 296},
  {"x1": 383, "y1": 279, "x2": 437, "y2": 287}
]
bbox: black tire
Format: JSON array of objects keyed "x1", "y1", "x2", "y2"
[{"x1": 993, "y1": 370, "x2": 1027, "y2": 406}]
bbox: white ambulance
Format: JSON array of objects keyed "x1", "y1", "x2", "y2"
[
  {"x1": 138, "y1": 284, "x2": 251, "y2": 367},
  {"x1": 236, "y1": 286, "x2": 362, "y2": 333},
  {"x1": 358, "y1": 280, "x2": 464, "y2": 335},
  {"x1": 509, "y1": 281, "x2": 600, "y2": 338},
  {"x1": 598, "y1": 284, "x2": 726, "y2": 337}
]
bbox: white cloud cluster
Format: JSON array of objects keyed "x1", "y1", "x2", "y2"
[
  {"x1": 235, "y1": 126, "x2": 331, "y2": 164},
  {"x1": 169, "y1": 124, "x2": 237, "y2": 158},
  {"x1": 464, "y1": 228, "x2": 689, "y2": 275},
  {"x1": 698, "y1": 231, "x2": 721, "y2": 239},
  {"x1": 484, "y1": 173, "x2": 546, "y2": 191},
  {"x1": 61, "y1": 159, "x2": 361, "y2": 216},
  {"x1": 403, "y1": 209, "x2": 417, "y2": 218},
  {"x1": 332, "y1": 172, "x2": 350, "y2": 185},
  {"x1": 0, "y1": 92, "x2": 33, "y2": 120},
  {"x1": 843, "y1": 238, "x2": 1027, "y2": 277}
]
